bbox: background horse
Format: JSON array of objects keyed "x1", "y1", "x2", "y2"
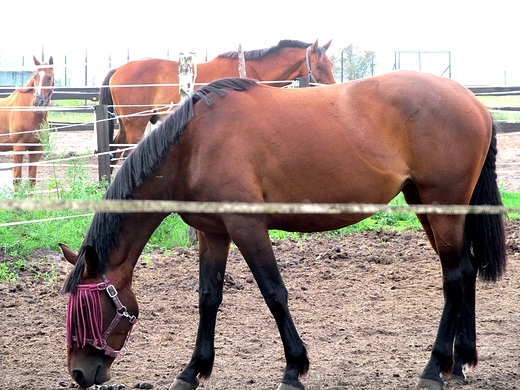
[
  {"x1": 0, "y1": 55, "x2": 54, "y2": 186},
  {"x1": 98, "y1": 39, "x2": 334, "y2": 159},
  {"x1": 61, "y1": 72, "x2": 506, "y2": 390}
]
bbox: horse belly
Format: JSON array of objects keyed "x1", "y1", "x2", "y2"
[{"x1": 266, "y1": 212, "x2": 375, "y2": 232}]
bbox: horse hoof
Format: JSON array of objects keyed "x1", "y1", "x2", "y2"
[
  {"x1": 277, "y1": 383, "x2": 304, "y2": 390},
  {"x1": 416, "y1": 378, "x2": 443, "y2": 390},
  {"x1": 169, "y1": 378, "x2": 198, "y2": 390}
]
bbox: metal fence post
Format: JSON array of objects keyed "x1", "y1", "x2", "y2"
[{"x1": 95, "y1": 104, "x2": 111, "y2": 184}]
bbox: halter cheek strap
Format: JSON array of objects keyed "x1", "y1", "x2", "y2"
[
  {"x1": 99, "y1": 280, "x2": 138, "y2": 357},
  {"x1": 305, "y1": 46, "x2": 319, "y2": 84}
]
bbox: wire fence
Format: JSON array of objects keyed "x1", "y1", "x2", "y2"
[{"x1": 1, "y1": 81, "x2": 520, "y2": 229}]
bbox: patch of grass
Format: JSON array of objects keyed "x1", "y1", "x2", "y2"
[
  {"x1": 0, "y1": 130, "x2": 519, "y2": 283},
  {"x1": 0, "y1": 262, "x2": 17, "y2": 282}
]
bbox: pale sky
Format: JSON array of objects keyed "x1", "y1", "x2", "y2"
[{"x1": 2, "y1": 0, "x2": 519, "y2": 85}]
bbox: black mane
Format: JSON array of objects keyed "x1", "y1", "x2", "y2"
[
  {"x1": 63, "y1": 77, "x2": 258, "y2": 293},
  {"x1": 218, "y1": 40, "x2": 312, "y2": 61}
]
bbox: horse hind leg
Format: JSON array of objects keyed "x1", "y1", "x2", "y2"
[{"x1": 402, "y1": 184, "x2": 477, "y2": 390}]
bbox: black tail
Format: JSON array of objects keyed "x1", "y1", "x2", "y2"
[
  {"x1": 99, "y1": 68, "x2": 118, "y2": 144},
  {"x1": 466, "y1": 119, "x2": 507, "y2": 281}
]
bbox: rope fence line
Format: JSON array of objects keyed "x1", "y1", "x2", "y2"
[{"x1": 0, "y1": 199, "x2": 518, "y2": 215}]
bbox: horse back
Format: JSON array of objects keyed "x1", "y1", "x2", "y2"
[
  {"x1": 177, "y1": 72, "x2": 491, "y2": 221},
  {"x1": 109, "y1": 58, "x2": 180, "y2": 108}
]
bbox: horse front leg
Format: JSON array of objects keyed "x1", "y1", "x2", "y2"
[
  {"x1": 226, "y1": 216, "x2": 309, "y2": 390},
  {"x1": 11, "y1": 147, "x2": 24, "y2": 186},
  {"x1": 170, "y1": 231, "x2": 230, "y2": 390},
  {"x1": 417, "y1": 253, "x2": 474, "y2": 390},
  {"x1": 28, "y1": 145, "x2": 43, "y2": 186}
]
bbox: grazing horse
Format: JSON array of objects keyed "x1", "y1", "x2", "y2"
[
  {"x1": 61, "y1": 72, "x2": 506, "y2": 390},
  {"x1": 0, "y1": 55, "x2": 54, "y2": 186},
  {"x1": 99, "y1": 39, "x2": 334, "y2": 156}
]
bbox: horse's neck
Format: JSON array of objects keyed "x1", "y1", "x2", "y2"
[{"x1": 98, "y1": 211, "x2": 168, "y2": 276}]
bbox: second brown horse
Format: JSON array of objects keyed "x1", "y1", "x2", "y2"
[{"x1": 99, "y1": 39, "x2": 334, "y2": 154}]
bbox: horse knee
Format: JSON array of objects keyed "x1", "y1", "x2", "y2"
[{"x1": 198, "y1": 290, "x2": 223, "y2": 312}]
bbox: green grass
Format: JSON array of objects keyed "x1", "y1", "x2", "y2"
[
  {"x1": 48, "y1": 99, "x2": 96, "y2": 124},
  {"x1": 477, "y1": 95, "x2": 520, "y2": 122}
]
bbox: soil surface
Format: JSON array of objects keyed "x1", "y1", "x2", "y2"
[{"x1": 0, "y1": 131, "x2": 519, "y2": 390}]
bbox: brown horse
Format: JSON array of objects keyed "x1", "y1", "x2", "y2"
[
  {"x1": 99, "y1": 39, "x2": 334, "y2": 155},
  {"x1": 0, "y1": 55, "x2": 54, "y2": 186},
  {"x1": 61, "y1": 72, "x2": 506, "y2": 390}
]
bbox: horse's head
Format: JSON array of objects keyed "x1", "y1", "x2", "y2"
[
  {"x1": 304, "y1": 39, "x2": 335, "y2": 84},
  {"x1": 31, "y1": 55, "x2": 54, "y2": 106},
  {"x1": 60, "y1": 243, "x2": 138, "y2": 388}
]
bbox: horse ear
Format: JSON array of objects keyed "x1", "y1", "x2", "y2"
[
  {"x1": 33, "y1": 55, "x2": 41, "y2": 66},
  {"x1": 311, "y1": 39, "x2": 319, "y2": 52},
  {"x1": 322, "y1": 39, "x2": 332, "y2": 51},
  {"x1": 48, "y1": 56, "x2": 54, "y2": 66},
  {"x1": 84, "y1": 245, "x2": 101, "y2": 277},
  {"x1": 59, "y1": 243, "x2": 78, "y2": 265}
]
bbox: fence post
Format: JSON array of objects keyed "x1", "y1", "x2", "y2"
[
  {"x1": 178, "y1": 52, "x2": 194, "y2": 99},
  {"x1": 95, "y1": 104, "x2": 111, "y2": 184},
  {"x1": 238, "y1": 44, "x2": 246, "y2": 78}
]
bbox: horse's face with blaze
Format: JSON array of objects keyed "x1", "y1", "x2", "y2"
[
  {"x1": 31, "y1": 55, "x2": 54, "y2": 106},
  {"x1": 60, "y1": 243, "x2": 139, "y2": 388},
  {"x1": 306, "y1": 39, "x2": 335, "y2": 84}
]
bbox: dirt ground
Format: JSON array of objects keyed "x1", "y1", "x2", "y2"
[{"x1": 0, "y1": 131, "x2": 519, "y2": 390}]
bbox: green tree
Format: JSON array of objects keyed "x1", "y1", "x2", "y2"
[{"x1": 331, "y1": 44, "x2": 376, "y2": 81}]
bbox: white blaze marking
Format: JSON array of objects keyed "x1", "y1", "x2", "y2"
[{"x1": 37, "y1": 70, "x2": 45, "y2": 95}]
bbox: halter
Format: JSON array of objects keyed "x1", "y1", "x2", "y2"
[
  {"x1": 33, "y1": 91, "x2": 52, "y2": 105},
  {"x1": 305, "y1": 45, "x2": 319, "y2": 84},
  {"x1": 66, "y1": 276, "x2": 137, "y2": 358}
]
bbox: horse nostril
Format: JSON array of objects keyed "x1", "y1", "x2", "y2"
[{"x1": 71, "y1": 369, "x2": 90, "y2": 388}]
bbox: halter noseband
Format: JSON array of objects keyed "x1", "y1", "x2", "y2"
[
  {"x1": 33, "y1": 91, "x2": 52, "y2": 105},
  {"x1": 305, "y1": 45, "x2": 319, "y2": 84},
  {"x1": 66, "y1": 275, "x2": 137, "y2": 358}
]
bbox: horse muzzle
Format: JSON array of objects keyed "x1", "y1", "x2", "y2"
[
  {"x1": 32, "y1": 93, "x2": 51, "y2": 107},
  {"x1": 69, "y1": 352, "x2": 112, "y2": 388}
]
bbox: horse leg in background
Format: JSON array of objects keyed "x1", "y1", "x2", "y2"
[
  {"x1": 171, "y1": 232, "x2": 231, "y2": 390},
  {"x1": 11, "y1": 145, "x2": 25, "y2": 186},
  {"x1": 226, "y1": 216, "x2": 309, "y2": 390},
  {"x1": 416, "y1": 214, "x2": 473, "y2": 390},
  {"x1": 27, "y1": 144, "x2": 44, "y2": 186},
  {"x1": 109, "y1": 120, "x2": 128, "y2": 169}
]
